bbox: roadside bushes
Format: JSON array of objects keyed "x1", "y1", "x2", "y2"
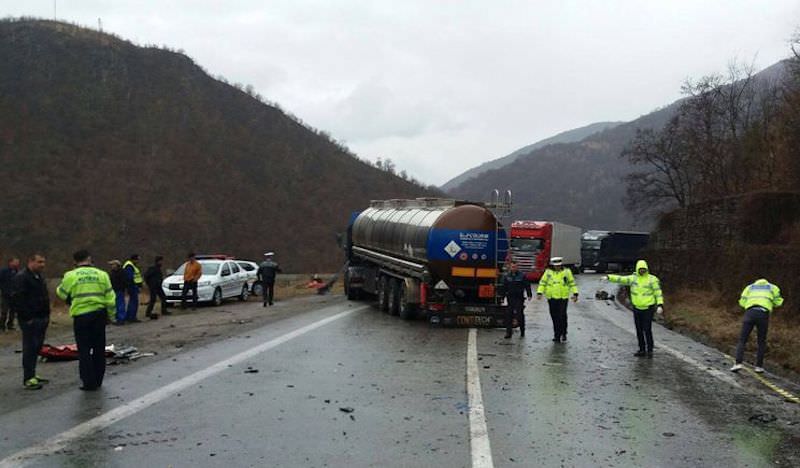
[{"x1": 647, "y1": 192, "x2": 800, "y2": 317}]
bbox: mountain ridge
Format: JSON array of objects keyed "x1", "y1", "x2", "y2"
[
  {"x1": 0, "y1": 19, "x2": 437, "y2": 272},
  {"x1": 440, "y1": 121, "x2": 623, "y2": 192}
]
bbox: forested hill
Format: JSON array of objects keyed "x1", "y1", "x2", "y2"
[
  {"x1": 440, "y1": 121, "x2": 622, "y2": 192},
  {"x1": 449, "y1": 103, "x2": 678, "y2": 231},
  {"x1": 0, "y1": 19, "x2": 437, "y2": 272},
  {"x1": 449, "y1": 61, "x2": 790, "y2": 232}
]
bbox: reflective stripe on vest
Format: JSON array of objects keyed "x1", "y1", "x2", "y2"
[{"x1": 123, "y1": 261, "x2": 143, "y2": 285}]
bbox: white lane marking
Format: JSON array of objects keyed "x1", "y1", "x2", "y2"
[
  {"x1": 594, "y1": 302, "x2": 742, "y2": 389},
  {"x1": 467, "y1": 328, "x2": 494, "y2": 468},
  {"x1": 1, "y1": 306, "x2": 367, "y2": 467}
]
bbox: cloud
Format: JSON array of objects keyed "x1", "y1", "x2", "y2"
[{"x1": 2, "y1": 0, "x2": 799, "y2": 186}]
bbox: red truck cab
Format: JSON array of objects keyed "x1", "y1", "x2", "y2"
[
  {"x1": 508, "y1": 221, "x2": 550, "y2": 281},
  {"x1": 508, "y1": 220, "x2": 582, "y2": 281}
]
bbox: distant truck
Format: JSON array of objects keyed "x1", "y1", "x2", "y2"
[
  {"x1": 343, "y1": 198, "x2": 509, "y2": 328},
  {"x1": 508, "y1": 220, "x2": 581, "y2": 281},
  {"x1": 580, "y1": 230, "x2": 650, "y2": 273}
]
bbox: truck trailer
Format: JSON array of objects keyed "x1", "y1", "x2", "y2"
[
  {"x1": 343, "y1": 198, "x2": 509, "y2": 328},
  {"x1": 507, "y1": 220, "x2": 581, "y2": 281},
  {"x1": 580, "y1": 230, "x2": 650, "y2": 273}
]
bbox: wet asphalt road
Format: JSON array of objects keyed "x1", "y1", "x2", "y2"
[{"x1": 1, "y1": 275, "x2": 799, "y2": 467}]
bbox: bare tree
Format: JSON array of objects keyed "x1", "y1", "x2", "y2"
[
  {"x1": 622, "y1": 117, "x2": 695, "y2": 215},
  {"x1": 623, "y1": 59, "x2": 785, "y2": 215}
]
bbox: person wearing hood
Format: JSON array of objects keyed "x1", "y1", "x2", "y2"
[
  {"x1": 536, "y1": 257, "x2": 578, "y2": 342},
  {"x1": 604, "y1": 260, "x2": 663, "y2": 357},
  {"x1": 730, "y1": 278, "x2": 783, "y2": 373},
  {"x1": 257, "y1": 252, "x2": 282, "y2": 307}
]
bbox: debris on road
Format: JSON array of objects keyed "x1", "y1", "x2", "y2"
[
  {"x1": 749, "y1": 414, "x2": 777, "y2": 424},
  {"x1": 244, "y1": 367, "x2": 259, "y2": 374},
  {"x1": 595, "y1": 290, "x2": 615, "y2": 301},
  {"x1": 106, "y1": 344, "x2": 156, "y2": 365},
  {"x1": 339, "y1": 407, "x2": 355, "y2": 413}
]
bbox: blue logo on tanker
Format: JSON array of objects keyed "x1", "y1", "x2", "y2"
[{"x1": 427, "y1": 229, "x2": 505, "y2": 261}]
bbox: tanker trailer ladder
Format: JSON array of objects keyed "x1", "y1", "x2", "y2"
[{"x1": 487, "y1": 189, "x2": 512, "y2": 307}]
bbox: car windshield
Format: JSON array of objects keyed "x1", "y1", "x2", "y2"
[
  {"x1": 510, "y1": 238, "x2": 543, "y2": 251},
  {"x1": 172, "y1": 261, "x2": 222, "y2": 276}
]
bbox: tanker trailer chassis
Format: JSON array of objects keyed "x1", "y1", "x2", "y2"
[{"x1": 343, "y1": 198, "x2": 510, "y2": 328}]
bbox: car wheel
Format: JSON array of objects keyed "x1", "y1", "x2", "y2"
[
  {"x1": 239, "y1": 284, "x2": 249, "y2": 301},
  {"x1": 212, "y1": 288, "x2": 223, "y2": 306},
  {"x1": 252, "y1": 282, "x2": 264, "y2": 297}
]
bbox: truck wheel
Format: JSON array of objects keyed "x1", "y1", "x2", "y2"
[
  {"x1": 345, "y1": 274, "x2": 360, "y2": 300},
  {"x1": 377, "y1": 276, "x2": 390, "y2": 312},
  {"x1": 398, "y1": 281, "x2": 416, "y2": 320},
  {"x1": 389, "y1": 279, "x2": 401, "y2": 316}
]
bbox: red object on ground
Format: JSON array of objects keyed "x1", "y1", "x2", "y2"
[
  {"x1": 38, "y1": 344, "x2": 79, "y2": 361},
  {"x1": 39, "y1": 344, "x2": 115, "y2": 361}
]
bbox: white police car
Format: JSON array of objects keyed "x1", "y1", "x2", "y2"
[{"x1": 162, "y1": 257, "x2": 251, "y2": 306}]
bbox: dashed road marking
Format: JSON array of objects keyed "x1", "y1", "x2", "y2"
[
  {"x1": 0, "y1": 306, "x2": 367, "y2": 467},
  {"x1": 467, "y1": 328, "x2": 494, "y2": 468}
]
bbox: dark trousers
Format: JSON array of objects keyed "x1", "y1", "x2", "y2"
[
  {"x1": 1, "y1": 295, "x2": 15, "y2": 329},
  {"x1": 548, "y1": 299, "x2": 569, "y2": 340},
  {"x1": 125, "y1": 285, "x2": 139, "y2": 321},
  {"x1": 262, "y1": 280, "x2": 275, "y2": 305},
  {"x1": 633, "y1": 306, "x2": 655, "y2": 352},
  {"x1": 20, "y1": 317, "x2": 48, "y2": 382},
  {"x1": 181, "y1": 281, "x2": 198, "y2": 308},
  {"x1": 73, "y1": 310, "x2": 107, "y2": 389},
  {"x1": 145, "y1": 284, "x2": 166, "y2": 316},
  {"x1": 505, "y1": 297, "x2": 526, "y2": 336},
  {"x1": 114, "y1": 290, "x2": 126, "y2": 322},
  {"x1": 735, "y1": 307, "x2": 770, "y2": 366}
]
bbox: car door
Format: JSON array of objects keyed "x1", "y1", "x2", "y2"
[
  {"x1": 230, "y1": 261, "x2": 243, "y2": 295},
  {"x1": 220, "y1": 262, "x2": 233, "y2": 297}
]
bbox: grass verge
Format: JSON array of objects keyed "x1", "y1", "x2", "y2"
[{"x1": 663, "y1": 288, "x2": 800, "y2": 374}]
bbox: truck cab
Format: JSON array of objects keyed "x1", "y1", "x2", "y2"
[{"x1": 509, "y1": 220, "x2": 581, "y2": 281}]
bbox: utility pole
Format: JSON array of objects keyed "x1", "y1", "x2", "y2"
[
  {"x1": 98, "y1": 18, "x2": 102, "y2": 32},
  {"x1": 53, "y1": 0, "x2": 57, "y2": 20}
]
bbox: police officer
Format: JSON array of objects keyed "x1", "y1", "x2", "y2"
[
  {"x1": 56, "y1": 250, "x2": 116, "y2": 391},
  {"x1": 604, "y1": 259, "x2": 663, "y2": 357},
  {"x1": 123, "y1": 254, "x2": 143, "y2": 322},
  {"x1": 503, "y1": 261, "x2": 532, "y2": 339},
  {"x1": 257, "y1": 252, "x2": 282, "y2": 307},
  {"x1": 730, "y1": 278, "x2": 783, "y2": 373},
  {"x1": 537, "y1": 257, "x2": 578, "y2": 343}
]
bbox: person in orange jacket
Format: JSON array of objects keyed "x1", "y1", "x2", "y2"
[{"x1": 181, "y1": 252, "x2": 202, "y2": 310}]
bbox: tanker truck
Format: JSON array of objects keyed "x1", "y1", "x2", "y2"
[{"x1": 343, "y1": 198, "x2": 509, "y2": 327}]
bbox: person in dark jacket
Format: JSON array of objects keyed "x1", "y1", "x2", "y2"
[
  {"x1": 144, "y1": 256, "x2": 168, "y2": 319},
  {"x1": 0, "y1": 256, "x2": 21, "y2": 331},
  {"x1": 503, "y1": 261, "x2": 533, "y2": 339},
  {"x1": 257, "y1": 252, "x2": 282, "y2": 307},
  {"x1": 108, "y1": 260, "x2": 127, "y2": 325},
  {"x1": 9, "y1": 253, "x2": 50, "y2": 390}
]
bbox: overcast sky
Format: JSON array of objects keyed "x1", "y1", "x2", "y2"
[{"x1": 5, "y1": 1, "x2": 800, "y2": 185}]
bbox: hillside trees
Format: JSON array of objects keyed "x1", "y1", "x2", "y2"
[{"x1": 623, "y1": 60, "x2": 790, "y2": 216}]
